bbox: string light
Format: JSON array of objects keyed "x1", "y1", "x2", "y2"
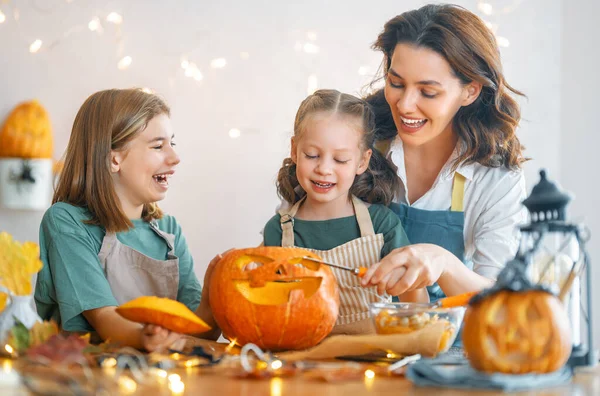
[
  {"x1": 496, "y1": 36, "x2": 510, "y2": 48},
  {"x1": 4, "y1": 344, "x2": 14, "y2": 355},
  {"x1": 225, "y1": 339, "x2": 238, "y2": 353},
  {"x1": 168, "y1": 373, "x2": 184, "y2": 395},
  {"x1": 0, "y1": 10, "x2": 6, "y2": 24},
  {"x1": 303, "y1": 42, "x2": 319, "y2": 54},
  {"x1": 117, "y1": 376, "x2": 137, "y2": 394},
  {"x1": 270, "y1": 360, "x2": 283, "y2": 370},
  {"x1": 229, "y1": 128, "x2": 241, "y2": 139},
  {"x1": 88, "y1": 17, "x2": 102, "y2": 32},
  {"x1": 478, "y1": 2, "x2": 493, "y2": 15},
  {"x1": 358, "y1": 66, "x2": 369, "y2": 76},
  {"x1": 101, "y1": 357, "x2": 117, "y2": 368},
  {"x1": 364, "y1": 369, "x2": 375, "y2": 379},
  {"x1": 29, "y1": 39, "x2": 42, "y2": 53},
  {"x1": 307, "y1": 74, "x2": 318, "y2": 95},
  {"x1": 270, "y1": 377, "x2": 283, "y2": 396},
  {"x1": 210, "y1": 57, "x2": 227, "y2": 68},
  {"x1": 117, "y1": 56, "x2": 132, "y2": 70},
  {"x1": 106, "y1": 12, "x2": 123, "y2": 24},
  {"x1": 168, "y1": 374, "x2": 181, "y2": 383},
  {"x1": 169, "y1": 380, "x2": 185, "y2": 394}
]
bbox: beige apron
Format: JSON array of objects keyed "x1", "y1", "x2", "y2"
[
  {"x1": 97, "y1": 221, "x2": 180, "y2": 304},
  {"x1": 279, "y1": 195, "x2": 390, "y2": 335}
]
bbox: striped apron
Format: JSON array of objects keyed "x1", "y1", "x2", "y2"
[{"x1": 279, "y1": 195, "x2": 390, "y2": 335}]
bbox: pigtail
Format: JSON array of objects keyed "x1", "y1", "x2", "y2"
[
  {"x1": 351, "y1": 146, "x2": 399, "y2": 205},
  {"x1": 276, "y1": 157, "x2": 303, "y2": 205}
]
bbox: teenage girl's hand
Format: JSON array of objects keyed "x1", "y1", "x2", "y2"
[
  {"x1": 360, "y1": 244, "x2": 451, "y2": 296},
  {"x1": 140, "y1": 324, "x2": 183, "y2": 352}
]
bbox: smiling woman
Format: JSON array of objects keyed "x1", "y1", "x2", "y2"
[
  {"x1": 361, "y1": 4, "x2": 529, "y2": 313},
  {"x1": 34, "y1": 88, "x2": 219, "y2": 352}
]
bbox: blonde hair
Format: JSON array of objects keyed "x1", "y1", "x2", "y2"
[{"x1": 53, "y1": 88, "x2": 170, "y2": 232}]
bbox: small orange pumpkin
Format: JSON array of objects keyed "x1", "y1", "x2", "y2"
[
  {"x1": 0, "y1": 100, "x2": 53, "y2": 159},
  {"x1": 116, "y1": 296, "x2": 211, "y2": 335},
  {"x1": 209, "y1": 247, "x2": 340, "y2": 351},
  {"x1": 462, "y1": 259, "x2": 572, "y2": 374}
]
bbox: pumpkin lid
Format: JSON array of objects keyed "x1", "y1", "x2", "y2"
[{"x1": 116, "y1": 296, "x2": 211, "y2": 335}]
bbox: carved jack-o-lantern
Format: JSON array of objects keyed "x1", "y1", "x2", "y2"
[
  {"x1": 209, "y1": 247, "x2": 340, "y2": 351},
  {"x1": 0, "y1": 100, "x2": 53, "y2": 159},
  {"x1": 462, "y1": 259, "x2": 572, "y2": 374}
]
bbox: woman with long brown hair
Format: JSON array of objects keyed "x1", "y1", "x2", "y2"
[{"x1": 360, "y1": 4, "x2": 528, "y2": 303}]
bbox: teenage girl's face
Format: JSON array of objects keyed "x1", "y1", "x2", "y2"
[
  {"x1": 110, "y1": 113, "x2": 180, "y2": 216},
  {"x1": 384, "y1": 43, "x2": 481, "y2": 147},
  {"x1": 292, "y1": 113, "x2": 371, "y2": 209}
]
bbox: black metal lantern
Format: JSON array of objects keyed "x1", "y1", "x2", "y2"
[{"x1": 518, "y1": 169, "x2": 596, "y2": 367}]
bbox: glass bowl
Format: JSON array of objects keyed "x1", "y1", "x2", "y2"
[{"x1": 369, "y1": 302, "x2": 466, "y2": 353}]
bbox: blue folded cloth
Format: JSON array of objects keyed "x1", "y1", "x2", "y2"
[{"x1": 406, "y1": 360, "x2": 573, "y2": 392}]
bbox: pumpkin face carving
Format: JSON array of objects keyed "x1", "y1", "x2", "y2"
[
  {"x1": 462, "y1": 290, "x2": 571, "y2": 374},
  {"x1": 0, "y1": 100, "x2": 53, "y2": 159},
  {"x1": 209, "y1": 247, "x2": 340, "y2": 351}
]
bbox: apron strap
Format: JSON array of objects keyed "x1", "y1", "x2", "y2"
[
  {"x1": 278, "y1": 197, "x2": 305, "y2": 247},
  {"x1": 279, "y1": 195, "x2": 376, "y2": 246},
  {"x1": 149, "y1": 221, "x2": 177, "y2": 257},
  {"x1": 451, "y1": 172, "x2": 466, "y2": 212},
  {"x1": 351, "y1": 195, "x2": 375, "y2": 237}
]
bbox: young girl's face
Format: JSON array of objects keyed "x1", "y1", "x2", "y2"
[
  {"x1": 110, "y1": 113, "x2": 180, "y2": 216},
  {"x1": 292, "y1": 113, "x2": 371, "y2": 208}
]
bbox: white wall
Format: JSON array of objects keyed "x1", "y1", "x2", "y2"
[
  {"x1": 3, "y1": 0, "x2": 593, "y2": 341},
  {"x1": 560, "y1": 0, "x2": 600, "y2": 356}
]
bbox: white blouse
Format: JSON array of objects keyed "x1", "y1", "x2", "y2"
[{"x1": 388, "y1": 136, "x2": 528, "y2": 280}]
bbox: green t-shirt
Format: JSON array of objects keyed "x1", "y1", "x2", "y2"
[
  {"x1": 263, "y1": 203, "x2": 410, "y2": 257},
  {"x1": 34, "y1": 202, "x2": 202, "y2": 332}
]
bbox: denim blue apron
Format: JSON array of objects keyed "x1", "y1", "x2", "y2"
[
  {"x1": 377, "y1": 139, "x2": 470, "y2": 346},
  {"x1": 388, "y1": 172, "x2": 470, "y2": 301}
]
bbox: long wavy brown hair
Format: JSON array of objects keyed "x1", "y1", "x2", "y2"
[
  {"x1": 366, "y1": 3, "x2": 528, "y2": 169},
  {"x1": 53, "y1": 88, "x2": 170, "y2": 232},
  {"x1": 277, "y1": 89, "x2": 400, "y2": 205}
]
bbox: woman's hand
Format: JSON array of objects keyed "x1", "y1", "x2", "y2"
[
  {"x1": 141, "y1": 324, "x2": 183, "y2": 352},
  {"x1": 360, "y1": 244, "x2": 454, "y2": 296}
]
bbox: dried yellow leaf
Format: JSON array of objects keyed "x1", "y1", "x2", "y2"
[{"x1": 0, "y1": 232, "x2": 43, "y2": 295}]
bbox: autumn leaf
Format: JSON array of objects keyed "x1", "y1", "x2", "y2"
[{"x1": 0, "y1": 232, "x2": 43, "y2": 295}]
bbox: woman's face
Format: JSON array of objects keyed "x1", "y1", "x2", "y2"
[
  {"x1": 110, "y1": 113, "x2": 180, "y2": 217},
  {"x1": 384, "y1": 43, "x2": 480, "y2": 147}
]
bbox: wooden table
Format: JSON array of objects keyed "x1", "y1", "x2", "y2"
[{"x1": 2, "y1": 360, "x2": 599, "y2": 395}]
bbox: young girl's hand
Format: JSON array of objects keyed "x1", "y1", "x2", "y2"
[
  {"x1": 360, "y1": 244, "x2": 451, "y2": 296},
  {"x1": 141, "y1": 324, "x2": 183, "y2": 352}
]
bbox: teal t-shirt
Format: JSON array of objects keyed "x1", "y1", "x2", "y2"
[
  {"x1": 34, "y1": 202, "x2": 202, "y2": 332},
  {"x1": 263, "y1": 203, "x2": 410, "y2": 257}
]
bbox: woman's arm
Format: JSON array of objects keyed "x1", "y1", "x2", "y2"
[{"x1": 361, "y1": 243, "x2": 493, "y2": 296}]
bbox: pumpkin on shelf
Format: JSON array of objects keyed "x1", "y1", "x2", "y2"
[
  {"x1": 462, "y1": 259, "x2": 572, "y2": 374},
  {"x1": 0, "y1": 100, "x2": 53, "y2": 159},
  {"x1": 209, "y1": 247, "x2": 340, "y2": 351},
  {"x1": 116, "y1": 296, "x2": 211, "y2": 335}
]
